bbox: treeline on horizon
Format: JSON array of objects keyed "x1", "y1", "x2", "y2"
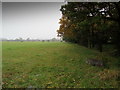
[
  {"x1": 1, "y1": 38, "x2": 61, "y2": 42},
  {"x1": 57, "y1": 2, "x2": 120, "y2": 56}
]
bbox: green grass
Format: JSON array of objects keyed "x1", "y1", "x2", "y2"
[{"x1": 2, "y1": 41, "x2": 119, "y2": 88}]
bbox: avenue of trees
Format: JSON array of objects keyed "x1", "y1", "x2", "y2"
[{"x1": 57, "y1": 2, "x2": 120, "y2": 55}]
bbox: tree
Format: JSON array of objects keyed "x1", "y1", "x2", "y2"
[
  {"x1": 57, "y1": 2, "x2": 120, "y2": 54},
  {"x1": 26, "y1": 38, "x2": 30, "y2": 41}
]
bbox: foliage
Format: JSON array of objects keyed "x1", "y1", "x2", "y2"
[{"x1": 57, "y1": 2, "x2": 120, "y2": 54}]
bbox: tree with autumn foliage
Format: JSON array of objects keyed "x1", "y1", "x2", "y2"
[
  {"x1": 57, "y1": 2, "x2": 120, "y2": 55},
  {"x1": 57, "y1": 15, "x2": 78, "y2": 43}
]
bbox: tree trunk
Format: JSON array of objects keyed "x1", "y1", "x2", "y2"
[
  {"x1": 96, "y1": 32, "x2": 103, "y2": 52},
  {"x1": 91, "y1": 29, "x2": 95, "y2": 48},
  {"x1": 98, "y1": 40, "x2": 103, "y2": 52}
]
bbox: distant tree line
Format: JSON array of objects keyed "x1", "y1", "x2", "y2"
[
  {"x1": 2, "y1": 38, "x2": 61, "y2": 42},
  {"x1": 57, "y1": 2, "x2": 120, "y2": 55}
]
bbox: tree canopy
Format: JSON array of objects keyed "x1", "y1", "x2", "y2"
[{"x1": 57, "y1": 2, "x2": 120, "y2": 55}]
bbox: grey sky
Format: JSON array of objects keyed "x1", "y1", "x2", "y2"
[{"x1": 2, "y1": 2, "x2": 64, "y2": 40}]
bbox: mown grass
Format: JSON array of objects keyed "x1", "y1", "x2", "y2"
[{"x1": 2, "y1": 41, "x2": 119, "y2": 88}]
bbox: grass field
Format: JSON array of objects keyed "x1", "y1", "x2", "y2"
[{"x1": 2, "y1": 41, "x2": 119, "y2": 88}]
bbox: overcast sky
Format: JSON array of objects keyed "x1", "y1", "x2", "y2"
[{"x1": 2, "y1": 2, "x2": 64, "y2": 40}]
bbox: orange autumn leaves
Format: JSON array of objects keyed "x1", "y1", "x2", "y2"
[{"x1": 57, "y1": 15, "x2": 77, "y2": 40}]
